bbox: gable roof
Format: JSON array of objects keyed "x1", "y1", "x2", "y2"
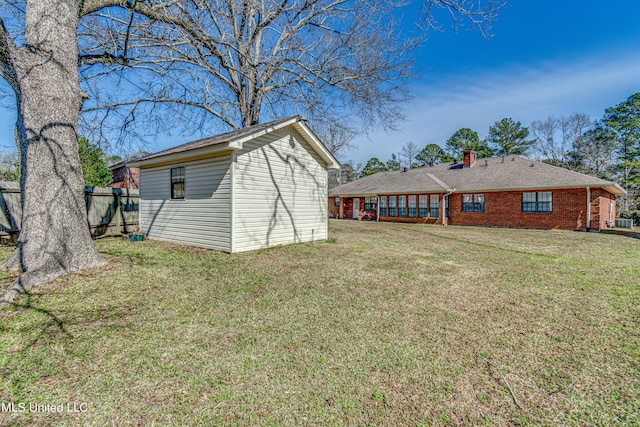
[
  {"x1": 127, "y1": 116, "x2": 339, "y2": 170},
  {"x1": 330, "y1": 156, "x2": 626, "y2": 196}
]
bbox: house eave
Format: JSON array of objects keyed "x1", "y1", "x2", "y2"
[
  {"x1": 127, "y1": 116, "x2": 340, "y2": 171},
  {"x1": 292, "y1": 120, "x2": 341, "y2": 170},
  {"x1": 128, "y1": 144, "x2": 236, "y2": 169},
  {"x1": 453, "y1": 184, "x2": 627, "y2": 194},
  {"x1": 329, "y1": 192, "x2": 380, "y2": 198},
  {"x1": 329, "y1": 183, "x2": 626, "y2": 197}
]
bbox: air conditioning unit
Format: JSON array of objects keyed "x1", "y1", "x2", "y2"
[{"x1": 615, "y1": 218, "x2": 634, "y2": 229}]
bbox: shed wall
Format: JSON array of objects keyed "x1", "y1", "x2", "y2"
[
  {"x1": 139, "y1": 156, "x2": 232, "y2": 251},
  {"x1": 233, "y1": 128, "x2": 328, "y2": 252}
]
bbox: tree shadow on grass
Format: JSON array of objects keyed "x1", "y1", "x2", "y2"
[
  {"x1": 3, "y1": 292, "x2": 73, "y2": 352},
  {"x1": 2, "y1": 286, "x2": 138, "y2": 355},
  {"x1": 601, "y1": 229, "x2": 640, "y2": 240}
]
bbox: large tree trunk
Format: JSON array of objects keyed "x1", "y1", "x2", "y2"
[{"x1": 1, "y1": 0, "x2": 105, "y2": 304}]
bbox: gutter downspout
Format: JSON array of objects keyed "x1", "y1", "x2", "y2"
[
  {"x1": 586, "y1": 186, "x2": 591, "y2": 231},
  {"x1": 587, "y1": 186, "x2": 591, "y2": 231},
  {"x1": 442, "y1": 189, "x2": 455, "y2": 226}
]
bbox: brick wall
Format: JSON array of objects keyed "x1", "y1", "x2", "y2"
[
  {"x1": 329, "y1": 189, "x2": 616, "y2": 230},
  {"x1": 591, "y1": 188, "x2": 616, "y2": 230},
  {"x1": 448, "y1": 188, "x2": 614, "y2": 231},
  {"x1": 111, "y1": 167, "x2": 141, "y2": 189},
  {"x1": 328, "y1": 197, "x2": 340, "y2": 218},
  {"x1": 343, "y1": 198, "x2": 353, "y2": 219},
  {"x1": 328, "y1": 197, "x2": 377, "y2": 220}
]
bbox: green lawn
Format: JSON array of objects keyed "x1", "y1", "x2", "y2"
[{"x1": 1, "y1": 221, "x2": 638, "y2": 426}]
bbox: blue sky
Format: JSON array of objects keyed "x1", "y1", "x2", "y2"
[
  {"x1": 348, "y1": 0, "x2": 640, "y2": 164},
  {"x1": 0, "y1": 1, "x2": 639, "y2": 163}
]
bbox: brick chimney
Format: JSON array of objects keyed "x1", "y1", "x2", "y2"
[{"x1": 463, "y1": 148, "x2": 477, "y2": 168}]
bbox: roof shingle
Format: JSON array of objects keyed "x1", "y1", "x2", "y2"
[{"x1": 329, "y1": 156, "x2": 624, "y2": 196}]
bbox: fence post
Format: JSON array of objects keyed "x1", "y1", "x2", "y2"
[{"x1": 115, "y1": 191, "x2": 122, "y2": 234}]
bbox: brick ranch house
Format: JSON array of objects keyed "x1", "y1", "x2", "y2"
[{"x1": 329, "y1": 149, "x2": 626, "y2": 231}]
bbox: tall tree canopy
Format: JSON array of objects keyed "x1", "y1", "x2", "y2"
[
  {"x1": 529, "y1": 113, "x2": 591, "y2": 168},
  {"x1": 486, "y1": 117, "x2": 533, "y2": 156},
  {"x1": 415, "y1": 143, "x2": 448, "y2": 167},
  {"x1": 399, "y1": 142, "x2": 420, "y2": 169},
  {"x1": 386, "y1": 153, "x2": 401, "y2": 171},
  {"x1": 603, "y1": 92, "x2": 640, "y2": 191},
  {"x1": 445, "y1": 127, "x2": 493, "y2": 160},
  {"x1": 80, "y1": 0, "x2": 418, "y2": 143},
  {"x1": 78, "y1": 136, "x2": 112, "y2": 186},
  {"x1": 360, "y1": 157, "x2": 388, "y2": 177},
  {"x1": 567, "y1": 121, "x2": 617, "y2": 179}
]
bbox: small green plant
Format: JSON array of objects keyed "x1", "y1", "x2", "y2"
[
  {"x1": 371, "y1": 391, "x2": 386, "y2": 402},
  {"x1": 325, "y1": 237, "x2": 337, "y2": 244},
  {"x1": 476, "y1": 394, "x2": 490, "y2": 404}
]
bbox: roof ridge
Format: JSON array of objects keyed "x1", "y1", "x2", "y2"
[
  {"x1": 425, "y1": 172, "x2": 452, "y2": 191},
  {"x1": 130, "y1": 116, "x2": 302, "y2": 163}
]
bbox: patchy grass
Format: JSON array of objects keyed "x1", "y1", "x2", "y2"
[{"x1": 0, "y1": 221, "x2": 638, "y2": 426}]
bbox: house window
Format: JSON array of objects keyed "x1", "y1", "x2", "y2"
[
  {"x1": 430, "y1": 194, "x2": 439, "y2": 218},
  {"x1": 171, "y1": 167, "x2": 185, "y2": 199},
  {"x1": 522, "y1": 191, "x2": 552, "y2": 212},
  {"x1": 418, "y1": 195, "x2": 428, "y2": 218},
  {"x1": 408, "y1": 195, "x2": 416, "y2": 217},
  {"x1": 334, "y1": 197, "x2": 340, "y2": 207},
  {"x1": 379, "y1": 196, "x2": 387, "y2": 216},
  {"x1": 445, "y1": 195, "x2": 449, "y2": 218},
  {"x1": 364, "y1": 196, "x2": 377, "y2": 211},
  {"x1": 388, "y1": 196, "x2": 396, "y2": 217},
  {"x1": 462, "y1": 194, "x2": 484, "y2": 212},
  {"x1": 398, "y1": 195, "x2": 406, "y2": 217}
]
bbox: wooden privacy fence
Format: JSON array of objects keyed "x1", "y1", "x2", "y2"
[{"x1": 0, "y1": 181, "x2": 139, "y2": 242}]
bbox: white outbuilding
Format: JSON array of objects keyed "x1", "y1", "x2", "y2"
[{"x1": 128, "y1": 116, "x2": 340, "y2": 252}]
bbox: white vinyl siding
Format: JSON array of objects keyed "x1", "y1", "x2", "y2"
[
  {"x1": 233, "y1": 128, "x2": 328, "y2": 252},
  {"x1": 139, "y1": 156, "x2": 232, "y2": 251}
]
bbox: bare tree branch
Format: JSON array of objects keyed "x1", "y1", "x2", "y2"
[{"x1": 421, "y1": 0, "x2": 506, "y2": 38}]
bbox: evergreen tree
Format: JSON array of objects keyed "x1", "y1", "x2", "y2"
[
  {"x1": 486, "y1": 118, "x2": 534, "y2": 156},
  {"x1": 416, "y1": 143, "x2": 449, "y2": 166},
  {"x1": 386, "y1": 153, "x2": 401, "y2": 170},
  {"x1": 78, "y1": 137, "x2": 112, "y2": 187},
  {"x1": 603, "y1": 92, "x2": 640, "y2": 210},
  {"x1": 445, "y1": 128, "x2": 493, "y2": 160},
  {"x1": 361, "y1": 157, "x2": 388, "y2": 177},
  {"x1": 604, "y1": 93, "x2": 640, "y2": 188}
]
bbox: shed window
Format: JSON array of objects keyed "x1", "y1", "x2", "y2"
[
  {"x1": 171, "y1": 167, "x2": 185, "y2": 199},
  {"x1": 388, "y1": 196, "x2": 396, "y2": 217},
  {"x1": 418, "y1": 195, "x2": 428, "y2": 218},
  {"x1": 364, "y1": 196, "x2": 377, "y2": 211},
  {"x1": 398, "y1": 195, "x2": 406, "y2": 217},
  {"x1": 430, "y1": 194, "x2": 439, "y2": 218},
  {"x1": 379, "y1": 196, "x2": 387, "y2": 216},
  {"x1": 522, "y1": 192, "x2": 552, "y2": 212},
  {"x1": 462, "y1": 194, "x2": 484, "y2": 212},
  {"x1": 334, "y1": 197, "x2": 340, "y2": 207}
]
